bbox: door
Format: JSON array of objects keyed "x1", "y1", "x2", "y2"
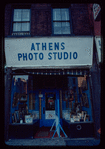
[{"x1": 41, "y1": 90, "x2": 59, "y2": 127}]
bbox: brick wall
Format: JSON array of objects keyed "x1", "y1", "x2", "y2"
[
  {"x1": 31, "y1": 4, "x2": 51, "y2": 36},
  {"x1": 88, "y1": 4, "x2": 101, "y2": 36},
  {"x1": 71, "y1": 4, "x2": 92, "y2": 35},
  {"x1": 5, "y1": 4, "x2": 12, "y2": 37},
  {"x1": 5, "y1": 3, "x2": 92, "y2": 36}
]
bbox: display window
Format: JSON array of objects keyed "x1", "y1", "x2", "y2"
[
  {"x1": 10, "y1": 75, "x2": 39, "y2": 124},
  {"x1": 62, "y1": 76, "x2": 93, "y2": 123},
  {"x1": 10, "y1": 74, "x2": 93, "y2": 125}
]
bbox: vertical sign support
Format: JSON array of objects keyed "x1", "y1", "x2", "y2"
[{"x1": 50, "y1": 99, "x2": 67, "y2": 138}]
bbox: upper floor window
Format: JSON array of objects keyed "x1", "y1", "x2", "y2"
[
  {"x1": 53, "y1": 8, "x2": 71, "y2": 35},
  {"x1": 12, "y1": 9, "x2": 30, "y2": 35}
]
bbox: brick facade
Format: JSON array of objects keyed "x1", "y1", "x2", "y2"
[
  {"x1": 88, "y1": 3, "x2": 101, "y2": 139},
  {"x1": 31, "y1": 4, "x2": 52, "y2": 36},
  {"x1": 4, "y1": 3, "x2": 101, "y2": 141},
  {"x1": 88, "y1": 3, "x2": 101, "y2": 36},
  {"x1": 71, "y1": 4, "x2": 92, "y2": 35},
  {"x1": 5, "y1": 4, "x2": 12, "y2": 37},
  {"x1": 5, "y1": 3, "x2": 92, "y2": 37}
]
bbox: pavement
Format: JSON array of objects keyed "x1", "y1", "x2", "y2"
[{"x1": 5, "y1": 137, "x2": 100, "y2": 146}]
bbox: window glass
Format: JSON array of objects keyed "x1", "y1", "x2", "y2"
[
  {"x1": 53, "y1": 9, "x2": 61, "y2": 21},
  {"x1": 53, "y1": 22, "x2": 62, "y2": 34},
  {"x1": 53, "y1": 8, "x2": 71, "y2": 35},
  {"x1": 13, "y1": 23, "x2": 21, "y2": 31},
  {"x1": 13, "y1": 9, "x2": 21, "y2": 21},
  {"x1": 22, "y1": 9, "x2": 30, "y2": 21},
  {"x1": 21, "y1": 22, "x2": 30, "y2": 31},
  {"x1": 62, "y1": 22, "x2": 70, "y2": 34},
  {"x1": 62, "y1": 76, "x2": 92, "y2": 122},
  {"x1": 13, "y1": 9, "x2": 30, "y2": 33},
  {"x1": 61, "y1": 9, "x2": 69, "y2": 21}
]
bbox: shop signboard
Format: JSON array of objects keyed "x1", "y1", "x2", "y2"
[
  {"x1": 93, "y1": 4, "x2": 101, "y2": 20},
  {"x1": 95, "y1": 36, "x2": 101, "y2": 63},
  {"x1": 5, "y1": 37, "x2": 93, "y2": 68}
]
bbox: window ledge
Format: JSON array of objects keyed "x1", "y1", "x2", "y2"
[{"x1": 12, "y1": 32, "x2": 30, "y2": 36}]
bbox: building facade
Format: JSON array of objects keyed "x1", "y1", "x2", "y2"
[
  {"x1": 4, "y1": 3, "x2": 101, "y2": 142},
  {"x1": 88, "y1": 3, "x2": 101, "y2": 139}
]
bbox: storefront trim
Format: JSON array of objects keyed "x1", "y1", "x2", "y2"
[{"x1": 11, "y1": 68, "x2": 90, "y2": 76}]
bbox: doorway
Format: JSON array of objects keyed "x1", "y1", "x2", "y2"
[{"x1": 40, "y1": 89, "x2": 59, "y2": 127}]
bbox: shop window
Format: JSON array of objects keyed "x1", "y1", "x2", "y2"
[
  {"x1": 10, "y1": 75, "x2": 40, "y2": 124},
  {"x1": 12, "y1": 77, "x2": 28, "y2": 107},
  {"x1": 62, "y1": 76, "x2": 93, "y2": 122},
  {"x1": 11, "y1": 75, "x2": 29, "y2": 123},
  {"x1": 52, "y1": 8, "x2": 71, "y2": 35},
  {"x1": 12, "y1": 9, "x2": 30, "y2": 35}
]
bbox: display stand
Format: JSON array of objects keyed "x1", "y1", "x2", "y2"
[{"x1": 50, "y1": 99, "x2": 67, "y2": 138}]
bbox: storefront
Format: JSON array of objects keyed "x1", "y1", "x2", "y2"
[{"x1": 5, "y1": 36, "x2": 95, "y2": 139}]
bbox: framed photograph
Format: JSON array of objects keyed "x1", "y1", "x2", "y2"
[
  {"x1": 73, "y1": 115, "x2": 80, "y2": 122},
  {"x1": 25, "y1": 115, "x2": 33, "y2": 123}
]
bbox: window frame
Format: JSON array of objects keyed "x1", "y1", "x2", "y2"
[
  {"x1": 11, "y1": 8, "x2": 31, "y2": 36},
  {"x1": 51, "y1": 7, "x2": 73, "y2": 36}
]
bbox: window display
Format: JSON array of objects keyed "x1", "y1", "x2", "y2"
[
  {"x1": 10, "y1": 75, "x2": 92, "y2": 125},
  {"x1": 62, "y1": 76, "x2": 93, "y2": 123},
  {"x1": 10, "y1": 75, "x2": 39, "y2": 124}
]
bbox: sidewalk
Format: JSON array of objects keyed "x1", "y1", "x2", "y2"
[
  {"x1": 5, "y1": 138, "x2": 100, "y2": 146},
  {"x1": 64, "y1": 138, "x2": 100, "y2": 146}
]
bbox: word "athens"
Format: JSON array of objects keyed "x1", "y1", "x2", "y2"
[{"x1": 31, "y1": 42, "x2": 65, "y2": 51}]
